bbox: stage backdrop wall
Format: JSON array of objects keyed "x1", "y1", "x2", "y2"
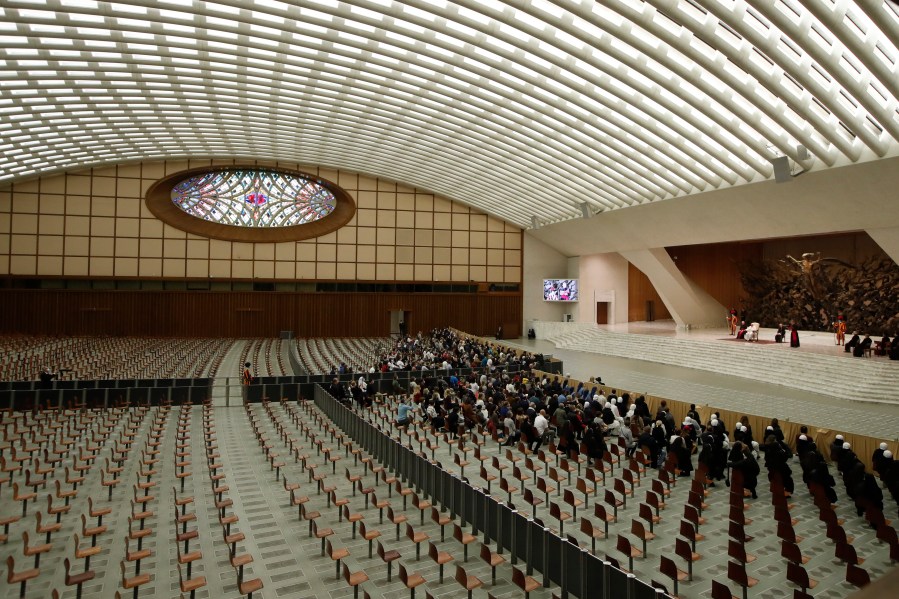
[{"x1": 0, "y1": 289, "x2": 522, "y2": 339}]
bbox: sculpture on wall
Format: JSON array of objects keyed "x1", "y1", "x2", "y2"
[{"x1": 740, "y1": 254, "x2": 899, "y2": 333}]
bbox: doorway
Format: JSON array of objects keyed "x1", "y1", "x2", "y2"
[
  {"x1": 596, "y1": 302, "x2": 610, "y2": 325},
  {"x1": 389, "y1": 310, "x2": 410, "y2": 336}
]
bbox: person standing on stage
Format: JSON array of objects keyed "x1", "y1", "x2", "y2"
[
  {"x1": 242, "y1": 362, "x2": 253, "y2": 385},
  {"x1": 789, "y1": 322, "x2": 800, "y2": 348},
  {"x1": 728, "y1": 308, "x2": 738, "y2": 336},
  {"x1": 833, "y1": 314, "x2": 846, "y2": 346}
]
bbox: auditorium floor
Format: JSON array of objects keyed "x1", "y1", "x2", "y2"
[{"x1": 502, "y1": 324, "x2": 899, "y2": 440}]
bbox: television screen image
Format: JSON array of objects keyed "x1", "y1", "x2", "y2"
[{"x1": 543, "y1": 279, "x2": 578, "y2": 302}]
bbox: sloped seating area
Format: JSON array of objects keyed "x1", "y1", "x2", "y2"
[
  {"x1": 537, "y1": 323, "x2": 899, "y2": 404},
  {"x1": 296, "y1": 337, "x2": 391, "y2": 374},
  {"x1": 0, "y1": 336, "x2": 232, "y2": 381},
  {"x1": 361, "y1": 393, "x2": 898, "y2": 599},
  {"x1": 237, "y1": 338, "x2": 292, "y2": 378}
]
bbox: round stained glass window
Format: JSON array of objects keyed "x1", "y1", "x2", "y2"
[
  {"x1": 171, "y1": 170, "x2": 337, "y2": 228},
  {"x1": 146, "y1": 166, "x2": 356, "y2": 243}
]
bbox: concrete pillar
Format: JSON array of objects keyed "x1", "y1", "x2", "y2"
[
  {"x1": 867, "y1": 227, "x2": 899, "y2": 265},
  {"x1": 619, "y1": 247, "x2": 726, "y2": 329}
]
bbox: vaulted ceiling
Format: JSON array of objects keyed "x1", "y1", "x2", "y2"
[{"x1": 2, "y1": 0, "x2": 898, "y2": 229}]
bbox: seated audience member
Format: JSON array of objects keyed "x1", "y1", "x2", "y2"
[
  {"x1": 853, "y1": 334, "x2": 872, "y2": 357},
  {"x1": 774, "y1": 323, "x2": 786, "y2": 343},
  {"x1": 736, "y1": 321, "x2": 748, "y2": 339},
  {"x1": 874, "y1": 335, "x2": 891, "y2": 356},
  {"x1": 844, "y1": 332, "x2": 861, "y2": 353}
]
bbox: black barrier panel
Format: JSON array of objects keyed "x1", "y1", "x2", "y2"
[
  {"x1": 263, "y1": 384, "x2": 280, "y2": 400},
  {"x1": 245, "y1": 385, "x2": 264, "y2": 403},
  {"x1": 138, "y1": 378, "x2": 155, "y2": 387},
  {"x1": 85, "y1": 388, "x2": 106, "y2": 408},
  {"x1": 513, "y1": 513, "x2": 530, "y2": 564},
  {"x1": 0, "y1": 391, "x2": 10, "y2": 409},
  {"x1": 563, "y1": 542, "x2": 584, "y2": 599},
  {"x1": 170, "y1": 387, "x2": 188, "y2": 404},
  {"x1": 116, "y1": 379, "x2": 136, "y2": 388},
  {"x1": 189, "y1": 386, "x2": 208, "y2": 403},
  {"x1": 471, "y1": 486, "x2": 487, "y2": 534},
  {"x1": 609, "y1": 565, "x2": 630, "y2": 597},
  {"x1": 584, "y1": 555, "x2": 605, "y2": 598},
  {"x1": 634, "y1": 578, "x2": 663, "y2": 599},
  {"x1": 528, "y1": 520, "x2": 546, "y2": 577},
  {"x1": 37, "y1": 390, "x2": 59, "y2": 408},
  {"x1": 56, "y1": 380, "x2": 77, "y2": 389},
  {"x1": 496, "y1": 503, "x2": 514, "y2": 554},
  {"x1": 281, "y1": 383, "x2": 299, "y2": 401},
  {"x1": 545, "y1": 528, "x2": 563, "y2": 586},
  {"x1": 129, "y1": 387, "x2": 148, "y2": 404},
  {"x1": 11, "y1": 382, "x2": 31, "y2": 391}
]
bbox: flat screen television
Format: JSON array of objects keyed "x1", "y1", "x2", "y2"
[{"x1": 543, "y1": 279, "x2": 578, "y2": 301}]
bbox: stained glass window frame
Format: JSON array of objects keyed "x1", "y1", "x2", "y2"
[{"x1": 145, "y1": 166, "x2": 356, "y2": 243}]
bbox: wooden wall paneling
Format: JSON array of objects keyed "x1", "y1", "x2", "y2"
[
  {"x1": 627, "y1": 263, "x2": 672, "y2": 322},
  {"x1": 0, "y1": 290, "x2": 523, "y2": 339},
  {"x1": 667, "y1": 242, "x2": 762, "y2": 312}
]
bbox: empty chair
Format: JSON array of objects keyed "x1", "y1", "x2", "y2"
[
  {"x1": 377, "y1": 540, "x2": 401, "y2": 582},
  {"x1": 659, "y1": 555, "x2": 688, "y2": 598},
  {"x1": 616, "y1": 534, "x2": 642, "y2": 571},
  {"x1": 64, "y1": 557, "x2": 95, "y2": 599},
  {"x1": 512, "y1": 565, "x2": 541, "y2": 599},
  {"x1": 342, "y1": 562, "x2": 369, "y2": 599},
  {"x1": 455, "y1": 564, "x2": 483, "y2": 599},
  {"x1": 326, "y1": 538, "x2": 351, "y2": 580},
  {"x1": 6, "y1": 555, "x2": 39, "y2": 599},
  {"x1": 786, "y1": 561, "x2": 817, "y2": 592},
  {"x1": 398, "y1": 563, "x2": 426, "y2": 599},
  {"x1": 835, "y1": 540, "x2": 863, "y2": 566},
  {"x1": 120, "y1": 560, "x2": 151, "y2": 599},
  {"x1": 580, "y1": 517, "x2": 605, "y2": 553},
  {"x1": 728, "y1": 539, "x2": 756, "y2": 564},
  {"x1": 453, "y1": 523, "x2": 477, "y2": 561},
  {"x1": 630, "y1": 519, "x2": 655, "y2": 555},
  {"x1": 428, "y1": 541, "x2": 453, "y2": 583},
  {"x1": 845, "y1": 563, "x2": 871, "y2": 589},
  {"x1": 479, "y1": 542, "x2": 506, "y2": 584},
  {"x1": 727, "y1": 560, "x2": 758, "y2": 599},
  {"x1": 406, "y1": 524, "x2": 430, "y2": 560},
  {"x1": 177, "y1": 562, "x2": 206, "y2": 599},
  {"x1": 711, "y1": 580, "x2": 739, "y2": 599}
]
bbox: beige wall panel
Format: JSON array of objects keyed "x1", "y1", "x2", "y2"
[
  {"x1": 116, "y1": 257, "x2": 139, "y2": 277},
  {"x1": 40, "y1": 176, "x2": 66, "y2": 194},
  {"x1": 470, "y1": 232, "x2": 486, "y2": 248},
  {"x1": 297, "y1": 262, "x2": 316, "y2": 279},
  {"x1": 319, "y1": 168, "x2": 339, "y2": 182},
  {"x1": 40, "y1": 215, "x2": 64, "y2": 235},
  {"x1": 470, "y1": 265, "x2": 486, "y2": 280},
  {"x1": 452, "y1": 231, "x2": 469, "y2": 247},
  {"x1": 434, "y1": 265, "x2": 451, "y2": 281},
  {"x1": 434, "y1": 248, "x2": 451, "y2": 264},
  {"x1": 117, "y1": 165, "x2": 142, "y2": 178},
  {"x1": 140, "y1": 238, "x2": 162, "y2": 258},
  {"x1": 336, "y1": 263, "x2": 356, "y2": 279},
  {"x1": 91, "y1": 177, "x2": 117, "y2": 197},
  {"x1": 338, "y1": 172, "x2": 358, "y2": 190},
  {"x1": 377, "y1": 246, "x2": 395, "y2": 263},
  {"x1": 415, "y1": 247, "x2": 432, "y2": 264},
  {"x1": 92, "y1": 196, "x2": 116, "y2": 216},
  {"x1": 254, "y1": 244, "x2": 274, "y2": 261},
  {"x1": 66, "y1": 237, "x2": 90, "y2": 256},
  {"x1": 357, "y1": 245, "x2": 376, "y2": 262},
  {"x1": 396, "y1": 211, "x2": 414, "y2": 228},
  {"x1": 488, "y1": 249, "x2": 504, "y2": 266},
  {"x1": 12, "y1": 213, "x2": 38, "y2": 233},
  {"x1": 470, "y1": 214, "x2": 486, "y2": 231},
  {"x1": 505, "y1": 266, "x2": 521, "y2": 282},
  {"x1": 415, "y1": 194, "x2": 433, "y2": 212},
  {"x1": 434, "y1": 213, "x2": 451, "y2": 230},
  {"x1": 434, "y1": 197, "x2": 452, "y2": 212},
  {"x1": 377, "y1": 180, "x2": 396, "y2": 192},
  {"x1": 64, "y1": 256, "x2": 89, "y2": 276},
  {"x1": 140, "y1": 218, "x2": 163, "y2": 238},
  {"x1": 415, "y1": 230, "x2": 432, "y2": 246},
  {"x1": 357, "y1": 228, "x2": 376, "y2": 245},
  {"x1": 377, "y1": 210, "x2": 396, "y2": 228},
  {"x1": 232, "y1": 243, "x2": 253, "y2": 260},
  {"x1": 376, "y1": 263, "x2": 394, "y2": 280},
  {"x1": 487, "y1": 217, "x2": 504, "y2": 231},
  {"x1": 376, "y1": 228, "x2": 395, "y2": 246},
  {"x1": 357, "y1": 191, "x2": 377, "y2": 209},
  {"x1": 39, "y1": 236, "x2": 64, "y2": 255},
  {"x1": 91, "y1": 167, "x2": 118, "y2": 178},
  {"x1": 317, "y1": 244, "x2": 337, "y2": 262},
  {"x1": 92, "y1": 217, "x2": 115, "y2": 237},
  {"x1": 505, "y1": 249, "x2": 521, "y2": 267},
  {"x1": 396, "y1": 229, "x2": 414, "y2": 246},
  {"x1": 13, "y1": 194, "x2": 38, "y2": 214},
  {"x1": 141, "y1": 163, "x2": 165, "y2": 179},
  {"x1": 116, "y1": 218, "x2": 140, "y2": 238},
  {"x1": 452, "y1": 202, "x2": 469, "y2": 213},
  {"x1": 66, "y1": 198, "x2": 91, "y2": 216},
  {"x1": 396, "y1": 193, "x2": 415, "y2": 210},
  {"x1": 452, "y1": 214, "x2": 469, "y2": 231},
  {"x1": 357, "y1": 209, "x2": 376, "y2": 227},
  {"x1": 452, "y1": 248, "x2": 469, "y2": 264},
  {"x1": 336, "y1": 226, "x2": 356, "y2": 245},
  {"x1": 415, "y1": 212, "x2": 433, "y2": 230},
  {"x1": 209, "y1": 260, "x2": 231, "y2": 278},
  {"x1": 37, "y1": 256, "x2": 62, "y2": 275},
  {"x1": 10, "y1": 255, "x2": 36, "y2": 274},
  {"x1": 273, "y1": 242, "x2": 295, "y2": 261},
  {"x1": 358, "y1": 176, "x2": 378, "y2": 191},
  {"x1": 396, "y1": 264, "x2": 413, "y2": 280},
  {"x1": 505, "y1": 232, "x2": 520, "y2": 247},
  {"x1": 451, "y1": 265, "x2": 469, "y2": 280},
  {"x1": 487, "y1": 266, "x2": 504, "y2": 282},
  {"x1": 90, "y1": 257, "x2": 114, "y2": 276},
  {"x1": 232, "y1": 260, "x2": 252, "y2": 279},
  {"x1": 163, "y1": 239, "x2": 186, "y2": 259},
  {"x1": 274, "y1": 262, "x2": 294, "y2": 279},
  {"x1": 187, "y1": 240, "x2": 209, "y2": 259},
  {"x1": 163, "y1": 224, "x2": 187, "y2": 239},
  {"x1": 317, "y1": 262, "x2": 336, "y2": 279},
  {"x1": 0, "y1": 191, "x2": 10, "y2": 212},
  {"x1": 13, "y1": 180, "x2": 39, "y2": 193},
  {"x1": 487, "y1": 232, "x2": 504, "y2": 248},
  {"x1": 357, "y1": 263, "x2": 375, "y2": 280},
  {"x1": 90, "y1": 237, "x2": 114, "y2": 257},
  {"x1": 296, "y1": 243, "x2": 316, "y2": 261},
  {"x1": 209, "y1": 239, "x2": 230, "y2": 260},
  {"x1": 470, "y1": 248, "x2": 486, "y2": 265},
  {"x1": 165, "y1": 161, "x2": 190, "y2": 174},
  {"x1": 40, "y1": 195, "x2": 65, "y2": 215},
  {"x1": 117, "y1": 197, "x2": 141, "y2": 218},
  {"x1": 66, "y1": 175, "x2": 91, "y2": 195},
  {"x1": 414, "y1": 264, "x2": 432, "y2": 280},
  {"x1": 11, "y1": 235, "x2": 37, "y2": 255},
  {"x1": 396, "y1": 247, "x2": 413, "y2": 263},
  {"x1": 318, "y1": 231, "x2": 337, "y2": 244},
  {"x1": 253, "y1": 261, "x2": 274, "y2": 279},
  {"x1": 337, "y1": 245, "x2": 356, "y2": 262}
]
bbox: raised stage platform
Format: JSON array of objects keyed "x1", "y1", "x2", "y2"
[{"x1": 504, "y1": 321, "x2": 899, "y2": 440}]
